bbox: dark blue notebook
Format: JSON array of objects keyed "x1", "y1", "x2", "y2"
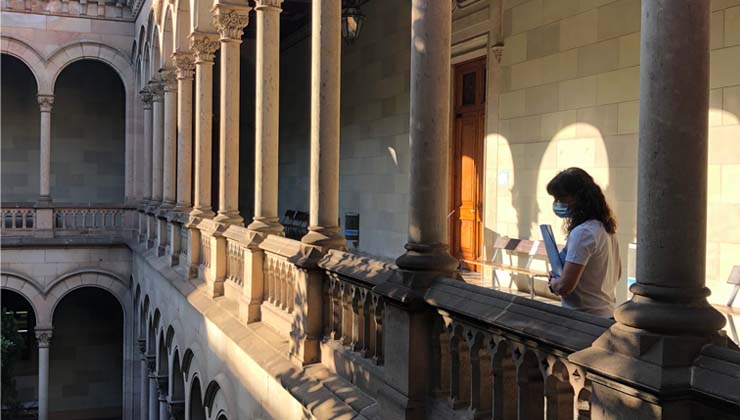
[{"x1": 540, "y1": 224, "x2": 564, "y2": 277}]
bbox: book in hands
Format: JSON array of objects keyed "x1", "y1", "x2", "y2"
[{"x1": 540, "y1": 224, "x2": 564, "y2": 278}]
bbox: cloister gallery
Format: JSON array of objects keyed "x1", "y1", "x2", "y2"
[{"x1": 2, "y1": 0, "x2": 740, "y2": 419}]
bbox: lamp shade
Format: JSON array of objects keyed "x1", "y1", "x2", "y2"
[{"x1": 341, "y1": 7, "x2": 365, "y2": 44}]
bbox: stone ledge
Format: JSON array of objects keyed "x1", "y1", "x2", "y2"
[{"x1": 133, "y1": 240, "x2": 376, "y2": 420}]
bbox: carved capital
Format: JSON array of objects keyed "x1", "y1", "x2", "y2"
[
  {"x1": 491, "y1": 42, "x2": 504, "y2": 64},
  {"x1": 139, "y1": 88, "x2": 154, "y2": 108},
  {"x1": 35, "y1": 330, "x2": 52, "y2": 348},
  {"x1": 189, "y1": 33, "x2": 220, "y2": 63},
  {"x1": 149, "y1": 81, "x2": 164, "y2": 102},
  {"x1": 37, "y1": 94, "x2": 54, "y2": 112},
  {"x1": 173, "y1": 53, "x2": 195, "y2": 80},
  {"x1": 160, "y1": 69, "x2": 178, "y2": 92},
  {"x1": 254, "y1": 0, "x2": 282, "y2": 11},
  {"x1": 212, "y1": 5, "x2": 250, "y2": 40}
]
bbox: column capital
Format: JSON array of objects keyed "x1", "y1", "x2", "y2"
[
  {"x1": 254, "y1": 0, "x2": 282, "y2": 11},
  {"x1": 37, "y1": 94, "x2": 54, "y2": 112},
  {"x1": 139, "y1": 88, "x2": 154, "y2": 109},
  {"x1": 491, "y1": 42, "x2": 504, "y2": 64},
  {"x1": 160, "y1": 69, "x2": 178, "y2": 92},
  {"x1": 173, "y1": 52, "x2": 195, "y2": 80},
  {"x1": 149, "y1": 81, "x2": 164, "y2": 102},
  {"x1": 211, "y1": 3, "x2": 251, "y2": 41},
  {"x1": 189, "y1": 32, "x2": 220, "y2": 63},
  {"x1": 35, "y1": 328, "x2": 53, "y2": 348}
]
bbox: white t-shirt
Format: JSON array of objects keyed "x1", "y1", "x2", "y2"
[{"x1": 561, "y1": 220, "x2": 621, "y2": 317}]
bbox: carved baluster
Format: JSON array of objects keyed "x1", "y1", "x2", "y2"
[
  {"x1": 341, "y1": 282, "x2": 352, "y2": 346},
  {"x1": 287, "y1": 265, "x2": 295, "y2": 313},
  {"x1": 350, "y1": 285, "x2": 362, "y2": 352},
  {"x1": 330, "y1": 277, "x2": 342, "y2": 340},
  {"x1": 545, "y1": 358, "x2": 574, "y2": 420},
  {"x1": 449, "y1": 324, "x2": 471, "y2": 409},
  {"x1": 515, "y1": 347, "x2": 545, "y2": 419},
  {"x1": 432, "y1": 317, "x2": 451, "y2": 398},
  {"x1": 466, "y1": 329, "x2": 492, "y2": 419},
  {"x1": 372, "y1": 294, "x2": 384, "y2": 365},
  {"x1": 490, "y1": 338, "x2": 517, "y2": 420},
  {"x1": 360, "y1": 289, "x2": 371, "y2": 356}
]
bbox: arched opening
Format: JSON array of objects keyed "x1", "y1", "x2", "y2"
[
  {"x1": 1, "y1": 54, "x2": 40, "y2": 202},
  {"x1": 545, "y1": 362, "x2": 574, "y2": 420},
  {"x1": 1, "y1": 289, "x2": 39, "y2": 418},
  {"x1": 189, "y1": 376, "x2": 206, "y2": 420},
  {"x1": 50, "y1": 287, "x2": 123, "y2": 419},
  {"x1": 171, "y1": 349, "x2": 185, "y2": 420},
  {"x1": 52, "y1": 60, "x2": 126, "y2": 203}
]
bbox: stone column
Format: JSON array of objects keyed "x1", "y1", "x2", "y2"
[
  {"x1": 189, "y1": 33, "x2": 220, "y2": 219},
  {"x1": 158, "y1": 389, "x2": 168, "y2": 420},
  {"x1": 300, "y1": 0, "x2": 345, "y2": 250},
  {"x1": 394, "y1": 0, "x2": 457, "y2": 277},
  {"x1": 141, "y1": 89, "x2": 154, "y2": 205},
  {"x1": 161, "y1": 70, "x2": 178, "y2": 210},
  {"x1": 375, "y1": 2, "x2": 456, "y2": 419},
  {"x1": 35, "y1": 328, "x2": 52, "y2": 420},
  {"x1": 37, "y1": 95, "x2": 54, "y2": 204},
  {"x1": 148, "y1": 372, "x2": 158, "y2": 420},
  {"x1": 139, "y1": 340, "x2": 150, "y2": 420},
  {"x1": 248, "y1": 0, "x2": 284, "y2": 237},
  {"x1": 151, "y1": 83, "x2": 165, "y2": 206},
  {"x1": 212, "y1": 4, "x2": 251, "y2": 225},
  {"x1": 173, "y1": 53, "x2": 195, "y2": 213},
  {"x1": 570, "y1": 2, "x2": 727, "y2": 418}
]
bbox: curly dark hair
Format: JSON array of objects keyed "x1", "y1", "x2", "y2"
[{"x1": 546, "y1": 167, "x2": 617, "y2": 234}]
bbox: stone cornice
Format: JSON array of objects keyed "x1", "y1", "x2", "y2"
[
  {"x1": 212, "y1": 4, "x2": 251, "y2": 41},
  {"x1": 189, "y1": 33, "x2": 220, "y2": 64},
  {"x1": 37, "y1": 94, "x2": 54, "y2": 112}
]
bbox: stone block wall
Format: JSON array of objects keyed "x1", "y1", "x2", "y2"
[{"x1": 494, "y1": 0, "x2": 740, "y2": 304}]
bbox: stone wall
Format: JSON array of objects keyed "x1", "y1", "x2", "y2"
[{"x1": 494, "y1": 0, "x2": 740, "y2": 304}]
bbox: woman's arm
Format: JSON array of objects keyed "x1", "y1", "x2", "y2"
[{"x1": 549, "y1": 262, "x2": 586, "y2": 296}]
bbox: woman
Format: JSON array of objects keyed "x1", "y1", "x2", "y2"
[{"x1": 546, "y1": 167, "x2": 621, "y2": 317}]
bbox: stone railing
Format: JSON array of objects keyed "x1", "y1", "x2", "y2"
[
  {"x1": 257, "y1": 236, "x2": 306, "y2": 336},
  {"x1": 2, "y1": 207, "x2": 35, "y2": 231},
  {"x1": 319, "y1": 250, "x2": 390, "y2": 366},
  {"x1": 420, "y1": 279, "x2": 610, "y2": 419},
  {"x1": 1, "y1": 203, "x2": 135, "y2": 244},
  {"x1": 54, "y1": 207, "x2": 126, "y2": 231},
  {"x1": 2, "y1": 0, "x2": 134, "y2": 20}
]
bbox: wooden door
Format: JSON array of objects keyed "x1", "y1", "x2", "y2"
[{"x1": 451, "y1": 57, "x2": 486, "y2": 268}]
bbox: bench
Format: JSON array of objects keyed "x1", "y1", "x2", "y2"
[
  {"x1": 462, "y1": 236, "x2": 557, "y2": 299},
  {"x1": 280, "y1": 210, "x2": 309, "y2": 240}
]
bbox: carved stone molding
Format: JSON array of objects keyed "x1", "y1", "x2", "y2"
[
  {"x1": 173, "y1": 53, "x2": 195, "y2": 80},
  {"x1": 189, "y1": 34, "x2": 220, "y2": 63},
  {"x1": 139, "y1": 88, "x2": 154, "y2": 108},
  {"x1": 35, "y1": 330, "x2": 52, "y2": 348},
  {"x1": 149, "y1": 81, "x2": 164, "y2": 101},
  {"x1": 37, "y1": 94, "x2": 54, "y2": 113},
  {"x1": 491, "y1": 42, "x2": 504, "y2": 64},
  {"x1": 160, "y1": 69, "x2": 178, "y2": 92},
  {"x1": 212, "y1": 5, "x2": 250, "y2": 40}
]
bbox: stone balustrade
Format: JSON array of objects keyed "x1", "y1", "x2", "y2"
[
  {"x1": 2, "y1": 0, "x2": 134, "y2": 20},
  {"x1": 1, "y1": 204, "x2": 135, "y2": 244},
  {"x1": 2, "y1": 207, "x2": 35, "y2": 231}
]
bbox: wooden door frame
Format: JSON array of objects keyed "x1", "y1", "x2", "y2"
[{"x1": 448, "y1": 56, "x2": 486, "y2": 265}]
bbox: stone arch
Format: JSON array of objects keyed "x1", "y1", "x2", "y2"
[
  {"x1": 0, "y1": 276, "x2": 41, "y2": 324},
  {"x1": 170, "y1": 347, "x2": 186, "y2": 407},
  {"x1": 151, "y1": 29, "x2": 162, "y2": 76},
  {"x1": 161, "y1": 4, "x2": 176, "y2": 68},
  {"x1": 0, "y1": 36, "x2": 44, "y2": 93},
  {"x1": 173, "y1": 0, "x2": 192, "y2": 52},
  {"x1": 188, "y1": 374, "x2": 207, "y2": 420},
  {"x1": 46, "y1": 269, "x2": 129, "y2": 326},
  {"x1": 204, "y1": 373, "x2": 236, "y2": 420},
  {"x1": 46, "y1": 41, "x2": 133, "y2": 95}
]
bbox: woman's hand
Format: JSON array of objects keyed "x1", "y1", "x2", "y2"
[{"x1": 548, "y1": 262, "x2": 586, "y2": 296}]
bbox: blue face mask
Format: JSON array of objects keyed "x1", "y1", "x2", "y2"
[{"x1": 552, "y1": 201, "x2": 573, "y2": 218}]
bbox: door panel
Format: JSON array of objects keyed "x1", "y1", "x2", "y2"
[{"x1": 451, "y1": 57, "x2": 486, "y2": 269}]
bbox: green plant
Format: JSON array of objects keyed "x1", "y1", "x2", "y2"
[{"x1": 1, "y1": 310, "x2": 26, "y2": 418}]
